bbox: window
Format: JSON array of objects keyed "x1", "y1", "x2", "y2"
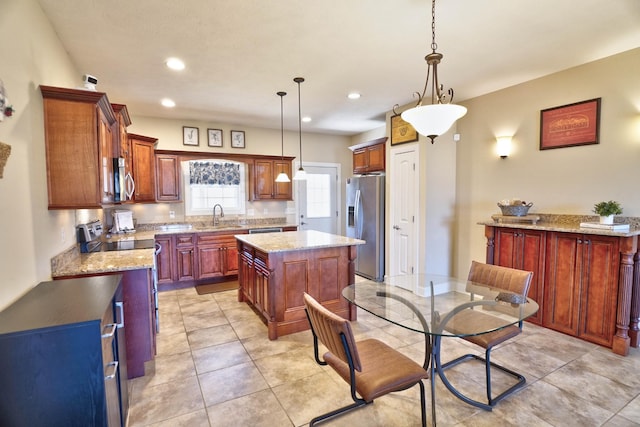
[
  {"x1": 182, "y1": 160, "x2": 246, "y2": 216},
  {"x1": 305, "y1": 173, "x2": 331, "y2": 218}
]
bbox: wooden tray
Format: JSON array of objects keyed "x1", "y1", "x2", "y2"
[{"x1": 491, "y1": 214, "x2": 540, "y2": 225}]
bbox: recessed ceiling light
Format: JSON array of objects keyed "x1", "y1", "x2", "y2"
[
  {"x1": 165, "y1": 57, "x2": 185, "y2": 71},
  {"x1": 161, "y1": 98, "x2": 176, "y2": 108},
  {"x1": 302, "y1": 116, "x2": 312, "y2": 123},
  {"x1": 347, "y1": 92, "x2": 361, "y2": 100}
]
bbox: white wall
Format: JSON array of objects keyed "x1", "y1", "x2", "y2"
[
  {"x1": 454, "y1": 48, "x2": 640, "y2": 278},
  {"x1": 0, "y1": 0, "x2": 80, "y2": 309}
]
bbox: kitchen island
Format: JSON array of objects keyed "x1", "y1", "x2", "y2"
[{"x1": 235, "y1": 230, "x2": 365, "y2": 339}]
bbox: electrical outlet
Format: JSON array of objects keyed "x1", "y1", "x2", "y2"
[
  {"x1": 263, "y1": 208, "x2": 268, "y2": 215},
  {"x1": 169, "y1": 211, "x2": 175, "y2": 219},
  {"x1": 61, "y1": 227, "x2": 66, "y2": 243}
]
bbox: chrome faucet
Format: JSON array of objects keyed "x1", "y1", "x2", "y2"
[{"x1": 213, "y1": 204, "x2": 224, "y2": 226}]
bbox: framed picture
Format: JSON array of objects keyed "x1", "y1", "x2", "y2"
[
  {"x1": 183, "y1": 126, "x2": 199, "y2": 146},
  {"x1": 390, "y1": 114, "x2": 418, "y2": 145},
  {"x1": 207, "y1": 128, "x2": 223, "y2": 147},
  {"x1": 540, "y1": 98, "x2": 601, "y2": 150},
  {"x1": 230, "y1": 130, "x2": 245, "y2": 148}
]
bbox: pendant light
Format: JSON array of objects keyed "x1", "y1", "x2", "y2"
[
  {"x1": 293, "y1": 77, "x2": 307, "y2": 180},
  {"x1": 275, "y1": 91, "x2": 291, "y2": 183},
  {"x1": 400, "y1": 0, "x2": 467, "y2": 143}
]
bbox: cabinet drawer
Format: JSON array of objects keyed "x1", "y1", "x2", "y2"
[{"x1": 175, "y1": 234, "x2": 195, "y2": 246}]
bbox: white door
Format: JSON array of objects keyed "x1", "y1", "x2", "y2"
[
  {"x1": 296, "y1": 163, "x2": 340, "y2": 234},
  {"x1": 390, "y1": 145, "x2": 419, "y2": 276}
]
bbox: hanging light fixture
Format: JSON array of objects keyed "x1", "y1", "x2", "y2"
[
  {"x1": 293, "y1": 77, "x2": 307, "y2": 180},
  {"x1": 400, "y1": 0, "x2": 467, "y2": 143},
  {"x1": 275, "y1": 91, "x2": 291, "y2": 183}
]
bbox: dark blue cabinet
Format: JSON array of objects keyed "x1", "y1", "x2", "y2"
[{"x1": 0, "y1": 275, "x2": 128, "y2": 426}]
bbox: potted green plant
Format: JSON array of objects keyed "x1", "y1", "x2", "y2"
[{"x1": 593, "y1": 200, "x2": 623, "y2": 224}]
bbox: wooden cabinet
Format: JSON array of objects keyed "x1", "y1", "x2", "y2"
[
  {"x1": 155, "y1": 153, "x2": 181, "y2": 201},
  {"x1": 350, "y1": 137, "x2": 387, "y2": 174},
  {"x1": 251, "y1": 158, "x2": 293, "y2": 200},
  {"x1": 175, "y1": 234, "x2": 197, "y2": 281},
  {"x1": 129, "y1": 134, "x2": 158, "y2": 203},
  {"x1": 544, "y1": 232, "x2": 620, "y2": 346},
  {"x1": 112, "y1": 103, "x2": 132, "y2": 171},
  {"x1": 197, "y1": 233, "x2": 242, "y2": 279},
  {"x1": 155, "y1": 235, "x2": 175, "y2": 285},
  {"x1": 0, "y1": 275, "x2": 128, "y2": 426},
  {"x1": 490, "y1": 228, "x2": 546, "y2": 324},
  {"x1": 41, "y1": 85, "x2": 117, "y2": 209},
  {"x1": 485, "y1": 225, "x2": 638, "y2": 355}
]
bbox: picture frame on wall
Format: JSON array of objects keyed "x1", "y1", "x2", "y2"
[
  {"x1": 207, "y1": 128, "x2": 223, "y2": 147},
  {"x1": 390, "y1": 114, "x2": 418, "y2": 145},
  {"x1": 183, "y1": 126, "x2": 199, "y2": 146},
  {"x1": 540, "y1": 98, "x2": 601, "y2": 150},
  {"x1": 231, "y1": 130, "x2": 245, "y2": 148}
]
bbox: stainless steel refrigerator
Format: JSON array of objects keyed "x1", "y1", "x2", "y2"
[{"x1": 346, "y1": 175, "x2": 384, "y2": 281}]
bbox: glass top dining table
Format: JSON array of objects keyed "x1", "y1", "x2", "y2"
[{"x1": 342, "y1": 274, "x2": 539, "y2": 425}]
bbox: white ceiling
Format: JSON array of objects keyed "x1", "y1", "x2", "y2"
[{"x1": 37, "y1": 0, "x2": 640, "y2": 136}]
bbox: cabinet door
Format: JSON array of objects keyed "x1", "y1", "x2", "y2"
[
  {"x1": 493, "y1": 228, "x2": 545, "y2": 324},
  {"x1": 130, "y1": 135, "x2": 157, "y2": 202},
  {"x1": 353, "y1": 148, "x2": 368, "y2": 174},
  {"x1": 254, "y1": 256, "x2": 271, "y2": 317},
  {"x1": 197, "y1": 244, "x2": 225, "y2": 279},
  {"x1": 579, "y1": 235, "x2": 619, "y2": 346},
  {"x1": 543, "y1": 232, "x2": 582, "y2": 335},
  {"x1": 175, "y1": 234, "x2": 196, "y2": 281},
  {"x1": 254, "y1": 159, "x2": 275, "y2": 199},
  {"x1": 273, "y1": 160, "x2": 292, "y2": 199},
  {"x1": 98, "y1": 107, "x2": 116, "y2": 205},
  {"x1": 367, "y1": 143, "x2": 385, "y2": 172},
  {"x1": 223, "y1": 236, "x2": 240, "y2": 275},
  {"x1": 155, "y1": 235, "x2": 174, "y2": 284},
  {"x1": 239, "y1": 248, "x2": 255, "y2": 303},
  {"x1": 156, "y1": 154, "x2": 181, "y2": 201}
]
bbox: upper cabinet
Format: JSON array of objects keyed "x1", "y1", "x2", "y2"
[
  {"x1": 155, "y1": 153, "x2": 181, "y2": 202},
  {"x1": 128, "y1": 134, "x2": 158, "y2": 203},
  {"x1": 41, "y1": 85, "x2": 117, "y2": 209},
  {"x1": 349, "y1": 137, "x2": 387, "y2": 174},
  {"x1": 250, "y1": 157, "x2": 294, "y2": 201}
]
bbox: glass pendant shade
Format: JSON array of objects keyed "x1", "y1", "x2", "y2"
[
  {"x1": 293, "y1": 167, "x2": 306, "y2": 180},
  {"x1": 401, "y1": 103, "x2": 467, "y2": 140},
  {"x1": 275, "y1": 171, "x2": 291, "y2": 182}
]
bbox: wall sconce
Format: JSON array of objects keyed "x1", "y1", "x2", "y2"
[{"x1": 496, "y1": 136, "x2": 512, "y2": 159}]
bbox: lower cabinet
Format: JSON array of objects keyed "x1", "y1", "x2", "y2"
[
  {"x1": 0, "y1": 275, "x2": 128, "y2": 426},
  {"x1": 197, "y1": 233, "x2": 241, "y2": 279},
  {"x1": 489, "y1": 227, "x2": 546, "y2": 324},
  {"x1": 543, "y1": 232, "x2": 620, "y2": 347},
  {"x1": 156, "y1": 230, "x2": 249, "y2": 288},
  {"x1": 485, "y1": 225, "x2": 637, "y2": 354}
]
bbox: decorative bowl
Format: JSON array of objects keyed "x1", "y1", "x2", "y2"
[{"x1": 498, "y1": 202, "x2": 533, "y2": 217}]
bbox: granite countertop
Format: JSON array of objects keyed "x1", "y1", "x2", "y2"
[
  {"x1": 235, "y1": 230, "x2": 365, "y2": 253},
  {"x1": 51, "y1": 220, "x2": 299, "y2": 277},
  {"x1": 479, "y1": 213, "x2": 640, "y2": 237}
]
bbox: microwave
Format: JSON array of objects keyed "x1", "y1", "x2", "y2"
[{"x1": 113, "y1": 158, "x2": 134, "y2": 202}]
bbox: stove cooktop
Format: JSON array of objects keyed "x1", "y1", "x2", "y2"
[
  {"x1": 81, "y1": 239, "x2": 156, "y2": 253},
  {"x1": 102, "y1": 239, "x2": 156, "y2": 251}
]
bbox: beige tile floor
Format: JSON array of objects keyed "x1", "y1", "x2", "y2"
[{"x1": 128, "y1": 284, "x2": 640, "y2": 427}]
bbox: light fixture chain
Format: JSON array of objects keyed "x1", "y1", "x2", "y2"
[{"x1": 431, "y1": 0, "x2": 437, "y2": 52}]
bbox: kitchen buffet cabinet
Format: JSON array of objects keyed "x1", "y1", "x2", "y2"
[
  {"x1": 0, "y1": 275, "x2": 128, "y2": 427},
  {"x1": 485, "y1": 225, "x2": 639, "y2": 355}
]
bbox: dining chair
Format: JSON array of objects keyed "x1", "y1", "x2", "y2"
[
  {"x1": 303, "y1": 292, "x2": 429, "y2": 426},
  {"x1": 440, "y1": 261, "x2": 533, "y2": 407}
]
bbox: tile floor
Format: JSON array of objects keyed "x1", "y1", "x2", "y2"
[{"x1": 127, "y1": 283, "x2": 640, "y2": 427}]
